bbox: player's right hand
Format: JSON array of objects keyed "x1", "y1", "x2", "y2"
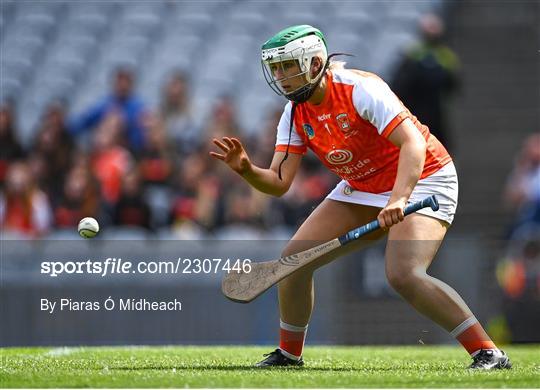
[{"x1": 210, "y1": 137, "x2": 252, "y2": 175}]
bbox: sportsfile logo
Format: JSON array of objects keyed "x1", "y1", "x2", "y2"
[{"x1": 40, "y1": 258, "x2": 252, "y2": 277}]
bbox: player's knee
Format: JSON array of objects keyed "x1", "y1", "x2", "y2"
[
  {"x1": 386, "y1": 266, "x2": 426, "y2": 296},
  {"x1": 280, "y1": 243, "x2": 319, "y2": 273}
]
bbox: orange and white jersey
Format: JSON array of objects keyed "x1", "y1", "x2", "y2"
[{"x1": 275, "y1": 68, "x2": 452, "y2": 194}]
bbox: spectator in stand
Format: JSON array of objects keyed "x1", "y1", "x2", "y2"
[
  {"x1": 391, "y1": 13, "x2": 460, "y2": 152},
  {"x1": 112, "y1": 170, "x2": 152, "y2": 229},
  {"x1": 159, "y1": 71, "x2": 200, "y2": 154},
  {"x1": 0, "y1": 99, "x2": 25, "y2": 188},
  {"x1": 53, "y1": 165, "x2": 100, "y2": 229},
  {"x1": 222, "y1": 187, "x2": 264, "y2": 228},
  {"x1": 90, "y1": 111, "x2": 134, "y2": 208},
  {"x1": 139, "y1": 113, "x2": 176, "y2": 188},
  {"x1": 0, "y1": 161, "x2": 52, "y2": 236},
  {"x1": 69, "y1": 66, "x2": 147, "y2": 153},
  {"x1": 497, "y1": 133, "x2": 540, "y2": 343},
  {"x1": 202, "y1": 95, "x2": 242, "y2": 142},
  {"x1": 248, "y1": 106, "x2": 283, "y2": 168},
  {"x1": 27, "y1": 153, "x2": 49, "y2": 193},
  {"x1": 30, "y1": 100, "x2": 74, "y2": 198},
  {"x1": 496, "y1": 237, "x2": 540, "y2": 343},
  {"x1": 504, "y1": 133, "x2": 540, "y2": 232},
  {"x1": 202, "y1": 96, "x2": 244, "y2": 190},
  {"x1": 278, "y1": 156, "x2": 337, "y2": 229},
  {"x1": 169, "y1": 151, "x2": 220, "y2": 233},
  {"x1": 139, "y1": 112, "x2": 178, "y2": 228}
]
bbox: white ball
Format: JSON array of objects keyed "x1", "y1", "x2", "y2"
[{"x1": 78, "y1": 217, "x2": 99, "y2": 238}]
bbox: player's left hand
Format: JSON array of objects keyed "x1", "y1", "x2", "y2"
[{"x1": 378, "y1": 198, "x2": 407, "y2": 229}]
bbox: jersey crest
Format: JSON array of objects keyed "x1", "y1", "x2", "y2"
[
  {"x1": 336, "y1": 112, "x2": 357, "y2": 137},
  {"x1": 336, "y1": 113, "x2": 350, "y2": 130}
]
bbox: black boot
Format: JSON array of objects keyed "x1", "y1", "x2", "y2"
[
  {"x1": 469, "y1": 349, "x2": 512, "y2": 370},
  {"x1": 255, "y1": 349, "x2": 304, "y2": 368}
]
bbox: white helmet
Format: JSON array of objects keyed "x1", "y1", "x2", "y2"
[{"x1": 261, "y1": 25, "x2": 328, "y2": 103}]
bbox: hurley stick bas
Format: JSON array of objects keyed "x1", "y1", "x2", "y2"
[{"x1": 222, "y1": 195, "x2": 439, "y2": 303}]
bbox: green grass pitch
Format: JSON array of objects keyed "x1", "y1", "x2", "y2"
[{"x1": 1, "y1": 345, "x2": 539, "y2": 388}]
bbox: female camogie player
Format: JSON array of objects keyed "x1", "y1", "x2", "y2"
[{"x1": 210, "y1": 25, "x2": 511, "y2": 370}]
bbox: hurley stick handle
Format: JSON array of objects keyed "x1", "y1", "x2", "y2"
[{"x1": 338, "y1": 195, "x2": 439, "y2": 246}]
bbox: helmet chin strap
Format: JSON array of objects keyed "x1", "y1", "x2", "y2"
[
  {"x1": 284, "y1": 53, "x2": 353, "y2": 104},
  {"x1": 284, "y1": 62, "x2": 327, "y2": 104},
  {"x1": 285, "y1": 83, "x2": 318, "y2": 104}
]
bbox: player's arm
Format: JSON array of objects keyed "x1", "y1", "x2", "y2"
[
  {"x1": 246, "y1": 150, "x2": 302, "y2": 196},
  {"x1": 210, "y1": 137, "x2": 302, "y2": 197},
  {"x1": 379, "y1": 118, "x2": 427, "y2": 228},
  {"x1": 351, "y1": 74, "x2": 428, "y2": 228}
]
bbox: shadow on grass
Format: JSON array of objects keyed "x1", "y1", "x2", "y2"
[{"x1": 108, "y1": 364, "x2": 462, "y2": 372}]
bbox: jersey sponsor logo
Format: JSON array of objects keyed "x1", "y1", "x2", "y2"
[
  {"x1": 317, "y1": 113, "x2": 331, "y2": 121},
  {"x1": 325, "y1": 149, "x2": 353, "y2": 165},
  {"x1": 330, "y1": 158, "x2": 377, "y2": 181},
  {"x1": 303, "y1": 124, "x2": 315, "y2": 140}
]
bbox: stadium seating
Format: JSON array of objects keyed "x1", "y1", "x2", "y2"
[{"x1": 1, "y1": 0, "x2": 444, "y2": 144}]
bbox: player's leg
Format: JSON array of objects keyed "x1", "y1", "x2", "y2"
[
  {"x1": 279, "y1": 199, "x2": 383, "y2": 326},
  {"x1": 385, "y1": 215, "x2": 470, "y2": 326},
  {"x1": 256, "y1": 199, "x2": 384, "y2": 367},
  {"x1": 385, "y1": 214, "x2": 511, "y2": 369}
]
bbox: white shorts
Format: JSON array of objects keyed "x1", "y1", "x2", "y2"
[{"x1": 326, "y1": 162, "x2": 459, "y2": 225}]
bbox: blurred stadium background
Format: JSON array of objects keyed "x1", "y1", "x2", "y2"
[{"x1": 1, "y1": 1, "x2": 539, "y2": 348}]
